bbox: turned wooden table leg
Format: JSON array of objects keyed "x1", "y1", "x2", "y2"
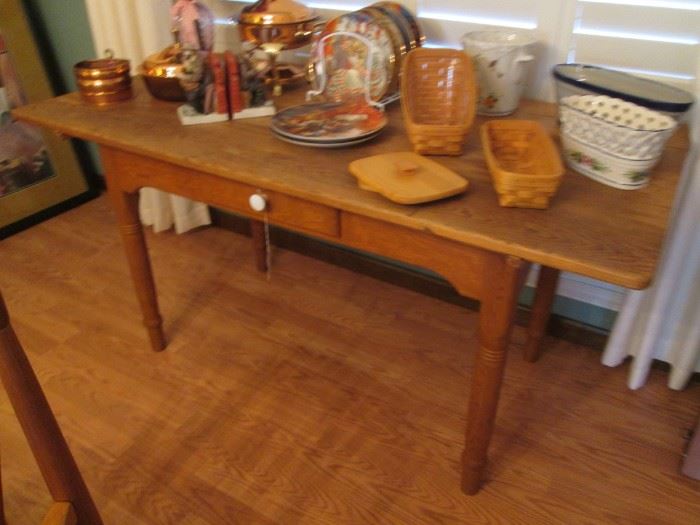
[
  {"x1": 104, "y1": 174, "x2": 165, "y2": 352},
  {"x1": 523, "y1": 266, "x2": 560, "y2": 363},
  {"x1": 250, "y1": 219, "x2": 268, "y2": 273},
  {"x1": 0, "y1": 292, "x2": 103, "y2": 524},
  {"x1": 462, "y1": 255, "x2": 526, "y2": 494}
]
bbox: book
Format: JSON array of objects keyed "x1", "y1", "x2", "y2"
[
  {"x1": 208, "y1": 52, "x2": 228, "y2": 115},
  {"x1": 224, "y1": 51, "x2": 244, "y2": 114}
]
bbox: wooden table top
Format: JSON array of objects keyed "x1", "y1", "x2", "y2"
[{"x1": 13, "y1": 79, "x2": 689, "y2": 289}]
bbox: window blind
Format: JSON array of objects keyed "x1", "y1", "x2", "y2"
[
  {"x1": 568, "y1": 0, "x2": 700, "y2": 92},
  {"x1": 417, "y1": 0, "x2": 543, "y2": 46},
  {"x1": 224, "y1": 1, "x2": 551, "y2": 47},
  {"x1": 220, "y1": 0, "x2": 700, "y2": 97},
  {"x1": 415, "y1": 1, "x2": 567, "y2": 99},
  {"x1": 221, "y1": 0, "x2": 562, "y2": 97}
]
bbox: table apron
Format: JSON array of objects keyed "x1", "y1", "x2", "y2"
[
  {"x1": 101, "y1": 146, "x2": 495, "y2": 301},
  {"x1": 340, "y1": 212, "x2": 493, "y2": 300}
]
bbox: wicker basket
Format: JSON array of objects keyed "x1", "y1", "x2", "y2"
[
  {"x1": 481, "y1": 120, "x2": 564, "y2": 209},
  {"x1": 401, "y1": 48, "x2": 477, "y2": 155}
]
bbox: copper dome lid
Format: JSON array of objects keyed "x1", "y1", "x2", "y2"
[{"x1": 239, "y1": 0, "x2": 318, "y2": 25}]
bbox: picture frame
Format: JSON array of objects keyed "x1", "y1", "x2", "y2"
[{"x1": 0, "y1": 0, "x2": 97, "y2": 239}]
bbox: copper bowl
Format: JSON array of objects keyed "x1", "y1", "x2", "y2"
[
  {"x1": 140, "y1": 67, "x2": 187, "y2": 102},
  {"x1": 238, "y1": 20, "x2": 320, "y2": 49},
  {"x1": 140, "y1": 47, "x2": 187, "y2": 102},
  {"x1": 236, "y1": 0, "x2": 320, "y2": 50}
]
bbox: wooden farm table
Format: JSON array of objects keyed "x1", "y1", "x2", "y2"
[{"x1": 13, "y1": 80, "x2": 688, "y2": 494}]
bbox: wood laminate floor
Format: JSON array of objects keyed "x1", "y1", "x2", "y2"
[{"x1": 0, "y1": 196, "x2": 698, "y2": 524}]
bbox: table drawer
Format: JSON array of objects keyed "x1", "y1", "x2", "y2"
[
  {"x1": 103, "y1": 148, "x2": 340, "y2": 238},
  {"x1": 245, "y1": 189, "x2": 340, "y2": 238},
  {"x1": 202, "y1": 176, "x2": 339, "y2": 237}
]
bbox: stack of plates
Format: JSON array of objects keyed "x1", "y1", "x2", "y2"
[
  {"x1": 274, "y1": 3, "x2": 423, "y2": 147},
  {"x1": 309, "y1": 1, "x2": 424, "y2": 104},
  {"x1": 271, "y1": 101, "x2": 388, "y2": 148}
]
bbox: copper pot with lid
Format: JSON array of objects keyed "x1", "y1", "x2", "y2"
[
  {"x1": 235, "y1": 0, "x2": 321, "y2": 49},
  {"x1": 74, "y1": 50, "x2": 132, "y2": 104}
]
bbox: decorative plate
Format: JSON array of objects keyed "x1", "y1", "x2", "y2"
[
  {"x1": 273, "y1": 129, "x2": 383, "y2": 148},
  {"x1": 271, "y1": 101, "x2": 387, "y2": 142},
  {"x1": 316, "y1": 11, "x2": 395, "y2": 102},
  {"x1": 371, "y1": 3, "x2": 416, "y2": 52},
  {"x1": 361, "y1": 6, "x2": 407, "y2": 96},
  {"x1": 314, "y1": 33, "x2": 379, "y2": 104},
  {"x1": 373, "y1": 2, "x2": 424, "y2": 48}
]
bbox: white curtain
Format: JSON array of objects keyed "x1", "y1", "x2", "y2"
[
  {"x1": 84, "y1": 0, "x2": 211, "y2": 234},
  {"x1": 602, "y1": 111, "x2": 700, "y2": 390}
]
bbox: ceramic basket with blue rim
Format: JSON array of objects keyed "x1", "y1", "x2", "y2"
[{"x1": 558, "y1": 94, "x2": 677, "y2": 190}]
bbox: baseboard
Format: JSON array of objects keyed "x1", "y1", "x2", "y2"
[
  {"x1": 211, "y1": 209, "x2": 610, "y2": 351},
  {"x1": 531, "y1": 269, "x2": 625, "y2": 311}
]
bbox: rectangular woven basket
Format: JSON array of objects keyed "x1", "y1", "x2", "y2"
[
  {"x1": 400, "y1": 48, "x2": 477, "y2": 155},
  {"x1": 481, "y1": 120, "x2": 564, "y2": 209}
]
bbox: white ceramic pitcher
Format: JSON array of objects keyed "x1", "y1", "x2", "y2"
[{"x1": 462, "y1": 31, "x2": 536, "y2": 116}]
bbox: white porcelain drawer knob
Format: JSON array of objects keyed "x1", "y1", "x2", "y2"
[{"x1": 249, "y1": 193, "x2": 267, "y2": 212}]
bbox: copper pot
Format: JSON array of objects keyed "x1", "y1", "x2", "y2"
[
  {"x1": 74, "y1": 50, "x2": 132, "y2": 104},
  {"x1": 76, "y1": 76, "x2": 131, "y2": 91},
  {"x1": 79, "y1": 90, "x2": 133, "y2": 105},
  {"x1": 235, "y1": 0, "x2": 320, "y2": 50},
  {"x1": 74, "y1": 54, "x2": 130, "y2": 80}
]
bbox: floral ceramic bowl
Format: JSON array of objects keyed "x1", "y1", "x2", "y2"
[{"x1": 559, "y1": 94, "x2": 677, "y2": 189}]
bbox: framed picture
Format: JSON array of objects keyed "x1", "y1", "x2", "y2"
[{"x1": 0, "y1": 0, "x2": 97, "y2": 239}]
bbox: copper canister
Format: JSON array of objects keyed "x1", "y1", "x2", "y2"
[{"x1": 74, "y1": 52, "x2": 132, "y2": 105}]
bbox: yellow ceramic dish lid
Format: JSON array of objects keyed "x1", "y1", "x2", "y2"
[{"x1": 349, "y1": 152, "x2": 468, "y2": 204}]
